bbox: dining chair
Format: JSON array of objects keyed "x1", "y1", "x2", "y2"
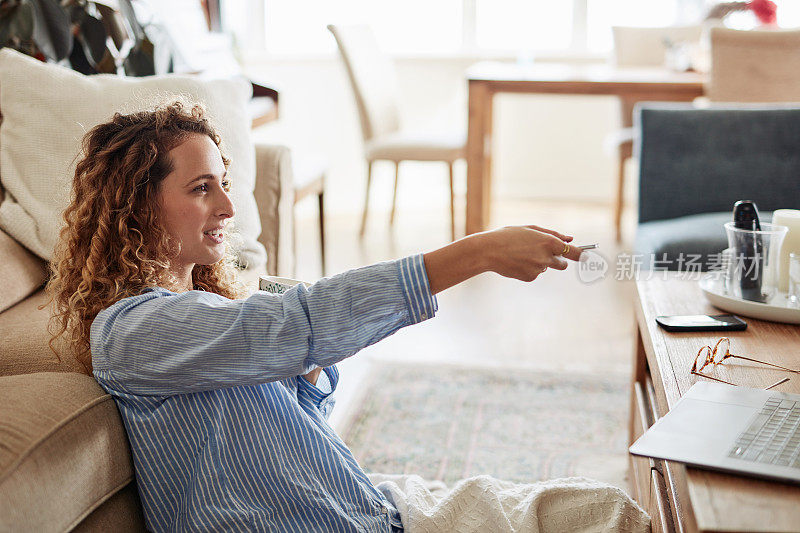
[
  {"x1": 609, "y1": 25, "x2": 703, "y2": 243},
  {"x1": 612, "y1": 25, "x2": 703, "y2": 67},
  {"x1": 708, "y1": 27, "x2": 800, "y2": 102},
  {"x1": 327, "y1": 24, "x2": 465, "y2": 240}
]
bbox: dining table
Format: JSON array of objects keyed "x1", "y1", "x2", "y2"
[{"x1": 465, "y1": 61, "x2": 706, "y2": 236}]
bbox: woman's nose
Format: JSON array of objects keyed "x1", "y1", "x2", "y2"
[{"x1": 217, "y1": 189, "x2": 236, "y2": 220}]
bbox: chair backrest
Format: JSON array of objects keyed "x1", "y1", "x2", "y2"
[
  {"x1": 612, "y1": 25, "x2": 703, "y2": 67},
  {"x1": 708, "y1": 27, "x2": 800, "y2": 102},
  {"x1": 636, "y1": 103, "x2": 800, "y2": 224},
  {"x1": 327, "y1": 24, "x2": 401, "y2": 142}
]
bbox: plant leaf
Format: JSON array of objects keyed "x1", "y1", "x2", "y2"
[
  {"x1": 0, "y1": 1, "x2": 36, "y2": 46},
  {"x1": 30, "y1": 0, "x2": 71, "y2": 61},
  {"x1": 78, "y1": 11, "x2": 105, "y2": 63},
  {"x1": 68, "y1": 35, "x2": 96, "y2": 74},
  {"x1": 123, "y1": 36, "x2": 155, "y2": 76}
]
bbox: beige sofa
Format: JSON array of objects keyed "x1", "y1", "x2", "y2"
[{"x1": 0, "y1": 141, "x2": 295, "y2": 531}]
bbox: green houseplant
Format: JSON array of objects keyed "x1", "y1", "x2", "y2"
[{"x1": 0, "y1": 0, "x2": 160, "y2": 75}]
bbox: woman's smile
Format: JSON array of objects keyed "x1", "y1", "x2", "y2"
[{"x1": 203, "y1": 226, "x2": 225, "y2": 245}]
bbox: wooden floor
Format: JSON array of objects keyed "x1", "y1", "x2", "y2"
[{"x1": 291, "y1": 196, "x2": 638, "y2": 431}]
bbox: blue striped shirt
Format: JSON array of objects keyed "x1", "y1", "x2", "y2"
[{"x1": 91, "y1": 255, "x2": 437, "y2": 532}]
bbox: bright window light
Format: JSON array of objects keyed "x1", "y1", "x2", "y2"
[
  {"x1": 239, "y1": 0, "x2": 800, "y2": 56},
  {"x1": 263, "y1": 0, "x2": 462, "y2": 55},
  {"x1": 474, "y1": 0, "x2": 572, "y2": 52},
  {"x1": 777, "y1": 0, "x2": 800, "y2": 27}
]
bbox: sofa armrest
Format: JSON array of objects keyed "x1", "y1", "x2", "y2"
[
  {"x1": 252, "y1": 142, "x2": 295, "y2": 277},
  {"x1": 0, "y1": 372, "x2": 144, "y2": 531}
]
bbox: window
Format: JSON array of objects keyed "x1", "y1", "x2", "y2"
[
  {"x1": 473, "y1": 0, "x2": 573, "y2": 53},
  {"x1": 231, "y1": 0, "x2": 800, "y2": 57},
  {"x1": 259, "y1": 0, "x2": 463, "y2": 55},
  {"x1": 779, "y1": 1, "x2": 800, "y2": 27}
]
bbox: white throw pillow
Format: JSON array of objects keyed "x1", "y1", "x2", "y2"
[{"x1": 0, "y1": 48, "x2": 266, "y2": 271}]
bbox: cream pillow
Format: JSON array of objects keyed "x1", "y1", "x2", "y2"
[{"x1": 0, "y1": 49, "x2": 266, "y2": 271}]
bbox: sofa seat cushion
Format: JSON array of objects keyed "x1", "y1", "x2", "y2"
[
  {"x1": 365, "y1": 130, "x2": 465, "y2": 162},
  {"x1": 0, "y1": 289, "x2": 84, "y2": 375},
  {"x1": 0, "y1": 228, "x2": 48, "y2": 313},
  {"x1": 0, "y1": 372, "x2": 140, "y2": 531},
  {"x1": 634, "y1": 211, "x2": 772, "y2": 271}
]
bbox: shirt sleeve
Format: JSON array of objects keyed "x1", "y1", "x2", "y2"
[
  {"x1": 297, "y1": 365, "x2": 338, "y2": 419},
  {"x1": 91, "y1": 254, "x2": 437, "y2": 396},
  {"x1": 315, "y1": 367, "x2": 333, "y2": 394}
]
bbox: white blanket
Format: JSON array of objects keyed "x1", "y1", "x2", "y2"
[{"x1": 368, "y1": 474, "x2": 649, "y2": 533}]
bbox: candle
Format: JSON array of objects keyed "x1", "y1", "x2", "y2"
[{"x1": 772, "y1": 209, "x2": 800, "y2": 292}]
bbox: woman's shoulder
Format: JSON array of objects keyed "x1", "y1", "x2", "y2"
[
  {"x1": 93, "y1": 287, "x2": 172, "y2": 325},
  {"x1": 96, "y1": 287, "x2": 232, "y2": 324},
  {"x1": 116, "y1": 286, "x2": 176, "y2": 307},
  {"x1": 90, "y1": 288, "x2": 232, "y2": 361}
]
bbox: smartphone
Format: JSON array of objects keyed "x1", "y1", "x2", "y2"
[{"x1": 655, "y1": 314, "x2": 747, "y2": 332}]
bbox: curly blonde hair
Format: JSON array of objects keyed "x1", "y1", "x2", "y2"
[{"x1": 47, "y1": 101, "x2": 246, "y2": 373}]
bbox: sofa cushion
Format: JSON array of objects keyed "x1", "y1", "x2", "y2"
[
  {"x1": 0, "y1": 228, "x2": 48, "y2": 313},
  {"x1": 636, "y1": 104, "x2": 800, "y2": 225},
  {"x1": 0, "y1": 48, "x2": 266, "y2": 271},
  {"x1": 71, "y1": 482, "x2": 145, "y2": 532},
  {"x1": 0, "y1": 289, "x2": 84, "y2": 375},
  {"x1": 635, "y1": 211, "x2": 775, "y2": 271},
  {"x1": 0, "y1": 372, "x2": 138, "y2": 531}
]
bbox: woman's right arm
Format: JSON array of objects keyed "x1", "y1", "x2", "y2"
[{"x1": 93, "y1": 225, "x2": 582, "y2": 397}]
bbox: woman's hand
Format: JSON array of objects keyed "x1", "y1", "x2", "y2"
[
  {"x1": 423, "y1": 224, "x2": 584, "y2": 294},
  {"x1": 483, "y1": 225, "x2": 582, "y2": 282}
]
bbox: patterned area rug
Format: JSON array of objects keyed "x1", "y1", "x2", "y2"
[{"x1": 340, "y1": 363, "x2": 631, "y2": 490}]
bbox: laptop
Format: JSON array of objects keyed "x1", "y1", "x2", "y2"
[{"x1": 629, "y1": 381, "x2": 800, "y2": 484}]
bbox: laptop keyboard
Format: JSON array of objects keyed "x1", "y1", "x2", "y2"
[{"x1": 728, "y1": 397, "x2": 800, "y2": 468}]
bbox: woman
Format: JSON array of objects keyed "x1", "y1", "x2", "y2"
[{"x1": 48, "y1": 101, "x2": 590, "y2": 532}]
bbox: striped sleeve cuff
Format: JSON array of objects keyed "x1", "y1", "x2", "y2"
[
  {"x1": 297, "y1": 365, "x2": 339, "y2": 405},
  {"x1": 397, "y1": 254, "x2": 438, "y2": 324}
]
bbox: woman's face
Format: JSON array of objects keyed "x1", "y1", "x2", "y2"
[{"x1": 157, "y1": 133, "x2": 235, "y2": 280}]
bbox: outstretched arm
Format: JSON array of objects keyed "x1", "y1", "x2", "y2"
[
  {"x1": 93, "y1": 257, "x2": 434, "y2": 396},
  {"x1": 423, "y1": 225, "x2": 584, "y2": 294}
]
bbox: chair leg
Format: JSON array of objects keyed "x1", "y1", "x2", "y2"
[
  {"x1": 615, "y1": 143, "x2": 631, "y2": 244},
  {"x1": 389, "y1": 161, "x2": 399, "y2": 226},
  {"x1": 359, "y1": 160, "x2": 374, "y2": 237},
  {"x1": 318, "y1": 189, "x2": 325, "y2": 276},
  {"x1": 448, "y1": 162, "x2": 456, "y2": 241}
]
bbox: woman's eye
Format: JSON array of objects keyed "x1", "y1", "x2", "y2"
[{"x1": 194, "y1": 183, "x2": 209, "y2": 193}]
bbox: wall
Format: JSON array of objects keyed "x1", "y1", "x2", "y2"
[{"x1": 244, "y1": 54, "x2": 626, "y2": 216}]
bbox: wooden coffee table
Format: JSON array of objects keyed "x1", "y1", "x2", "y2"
[{"x1": 631, "y1": 274, "x2": 800, "y2": 532}]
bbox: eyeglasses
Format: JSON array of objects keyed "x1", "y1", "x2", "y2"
[{"x1": 691, "y1": 337, "x2": 799, "y2": 390}]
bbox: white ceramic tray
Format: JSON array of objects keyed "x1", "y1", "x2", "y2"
[{"x1": 699, "y1": 275, "x2": 800, "y2": 325}]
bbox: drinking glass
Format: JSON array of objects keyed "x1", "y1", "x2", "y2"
[{"x1": 724, "y1": 222, "x2": 787, "y2": 303}]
